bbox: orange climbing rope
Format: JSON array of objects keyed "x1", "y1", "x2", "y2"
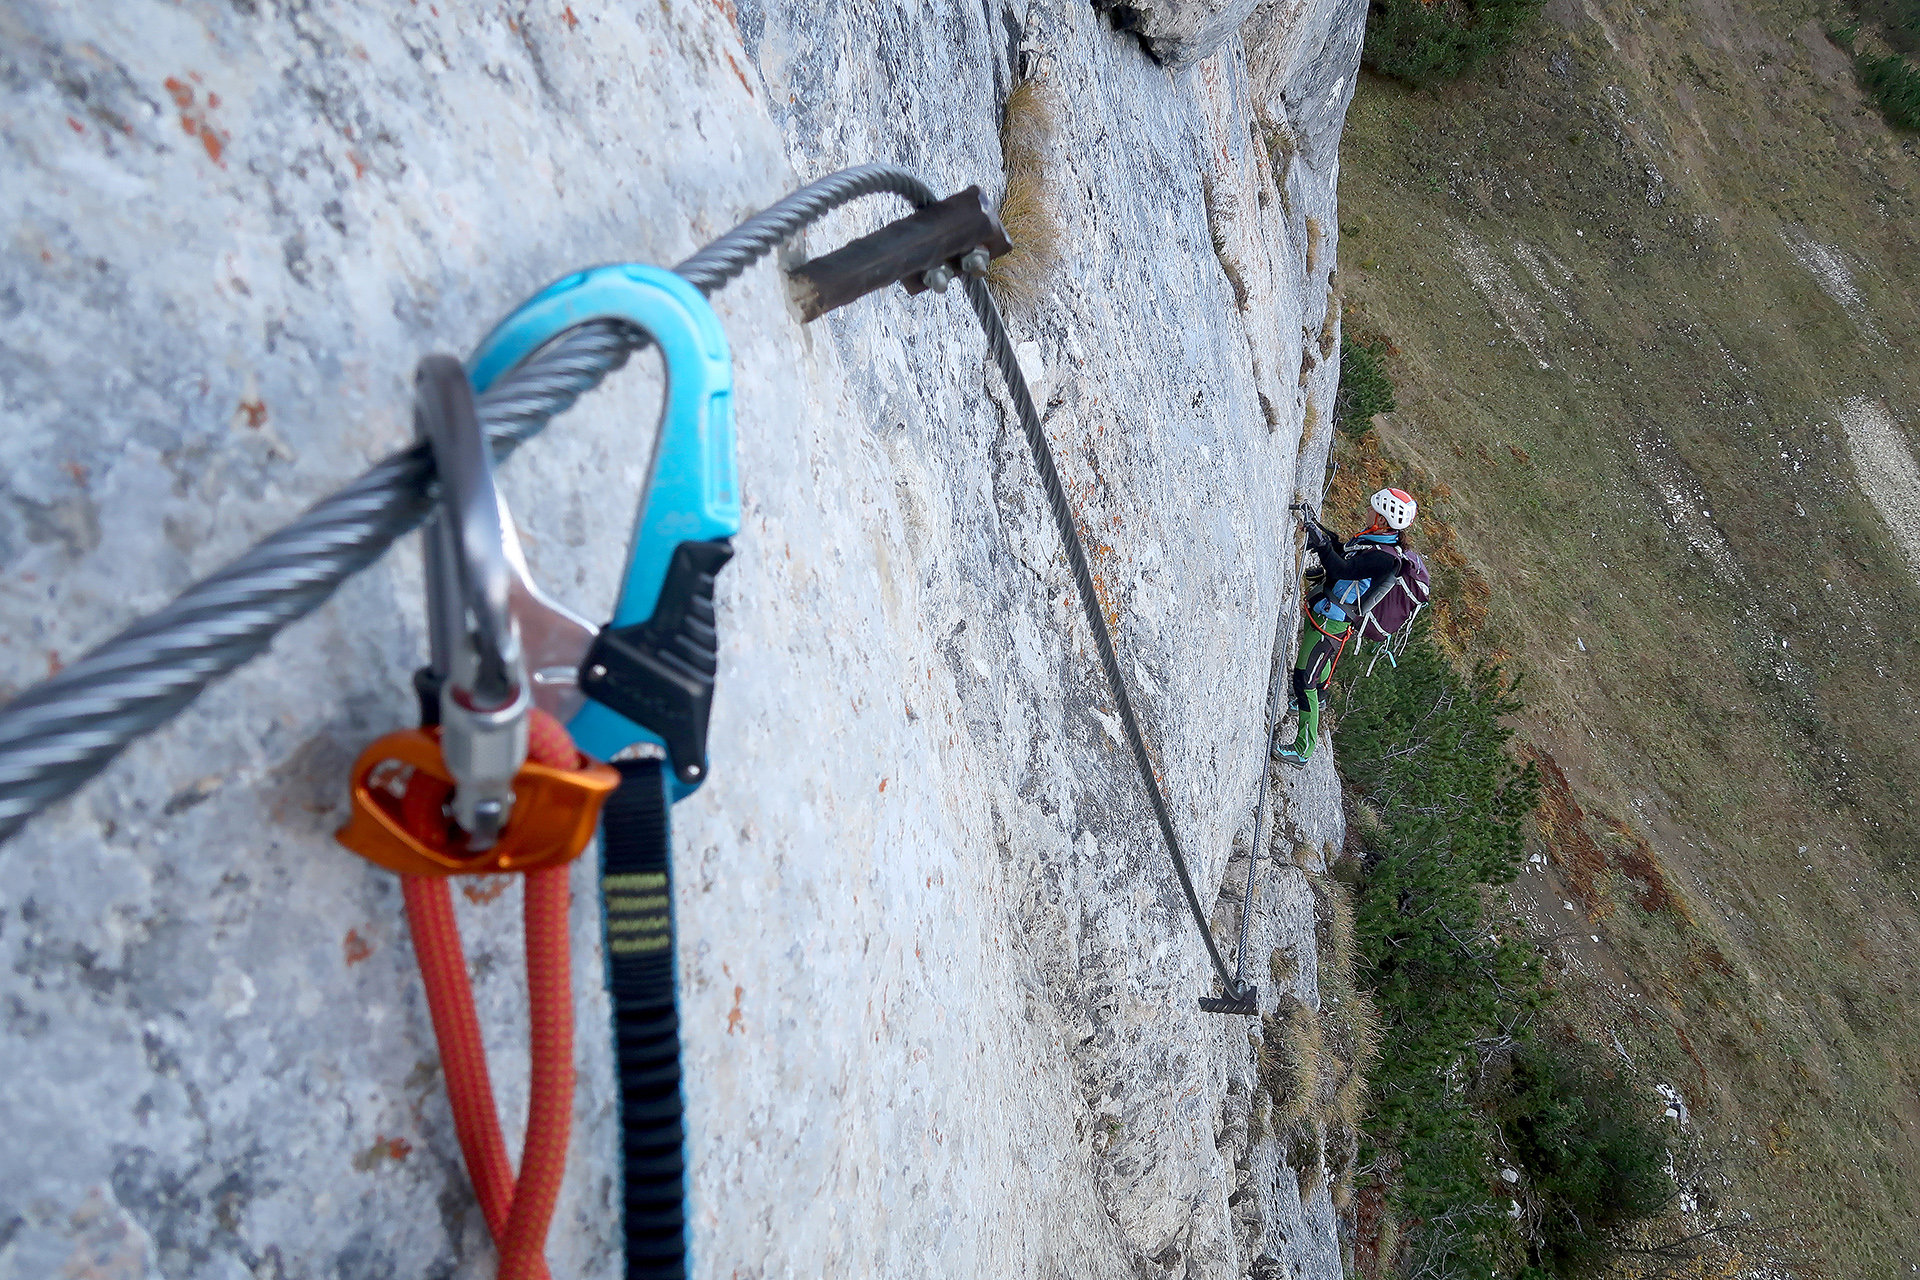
[{"x1": 394, "y1": 709, "x2": 583, "y2": 1280}]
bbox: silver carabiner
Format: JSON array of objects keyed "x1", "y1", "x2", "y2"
[{"x1": 415, "y1": 354, "x2": 531, "y2": 849}]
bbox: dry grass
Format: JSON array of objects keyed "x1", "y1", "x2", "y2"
[
  {"x1": 1260, "y1": 997, "x2": 1325, "y2": 1130},
  {"x1": 1375, "y1": 1212, "x2": 1400, "y2": 1277},
  {"x1": 1318, "y1": 287, "x2": 1341, "y2": 358},
  {"x1": 1328, "y1": 990, "x2": 1381, "y2": 1134},
  {"x1": 1314, "y1": 874, "x2": 1357, "y2": 981},
  {"x1": 1525, "y1": 744, "x2": 1610, "y2": 914},
  {"x1": 1269, "y1": 944, "x2": 1299, "y2": 987},
  {"x1": 987, "y1": 77, "x2": 1063, "y2": 313},
  {"x1": 1312, "y1": 875, "x2": 1381, "y2": 1138},
  {"x1": 1258, "y1": 873, "x2": 1380, "y2": 1201}
]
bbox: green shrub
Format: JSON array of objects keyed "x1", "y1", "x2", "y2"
[
  {"x1": 1363, "y1": 0, "x2": 1547, "y2": 88},
  {"x1": 1856, "y1": 0, "x2": 1920, "y2": 52},
  {"x1": 1335, "y1": 333, "x2": 1396, "y2": 438},
  {"x1": 1494, "y1": 1040, "x2": 1674, "y2": 1272},
  {"x1": 1334, "y1": 629, "x2": 1544, "y2": 1273},
  {"x1": 1858, "y1": 52, "x2": 1920, "y2": 130},
  {"x1": 1334, "y1": 633, "x2": 1672, "y2": 1275}
]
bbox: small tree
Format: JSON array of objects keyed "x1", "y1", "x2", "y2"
[
  {"x1": 1492, "y1": 1039, "x2": 1675, "y2": 1273},
  {"x1": 1363, "y1": 0, "x2": 1547, "y2": 88},
  {"x1": 1858, "y1": 52, "x2": 1920, "y2": 130}
]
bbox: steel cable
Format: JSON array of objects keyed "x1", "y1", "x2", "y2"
[
  {"x1": 1235, "y1": 636, "x2": 1288, "y2": 989},
  {"x1": 962, "y1": 275, "x2": 1247, "y2": 1000},
  {"x1": 0, "y1": 156, "x2": 1248, "y2": 1002},
  {"x1": 0, "y1": 164, "x2": 935, "y2": 844}
]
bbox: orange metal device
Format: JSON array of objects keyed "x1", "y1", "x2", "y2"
[{"x1": 337, "y1": 727, "x2": 618, "y2": 877}]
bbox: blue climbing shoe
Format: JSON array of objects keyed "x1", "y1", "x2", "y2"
[{"x1": 1273, "y1": 744, "x2": 1311, "y2": 768}]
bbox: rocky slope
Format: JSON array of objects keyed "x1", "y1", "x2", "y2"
[{"x1": 0, "y1": 2, "x2": 1362, "y2": 1276}]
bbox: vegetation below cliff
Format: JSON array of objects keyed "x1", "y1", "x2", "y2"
[{"x1": 1324, "y1": 0, "x2": 1920, "y2": 1270}]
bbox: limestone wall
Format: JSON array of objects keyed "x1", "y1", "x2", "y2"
[{"x1": 0, "y1": 1, "x2": 1361, "y2": 1276}]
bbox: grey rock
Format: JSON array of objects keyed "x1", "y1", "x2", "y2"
[
  {"x1": 1, "y1": 0, "x2": 1363, "y2": 1276},
  {"x1": 1093, "y1": 0, "x2": 1265, "y2": 69}
]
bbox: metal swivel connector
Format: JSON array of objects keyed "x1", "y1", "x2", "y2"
[{"x1": 438, "y1": 648, "x2": 531, "y2": 848}]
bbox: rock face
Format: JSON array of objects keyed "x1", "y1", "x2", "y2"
[
  {"x1": 0, "y1": 2, "x2": 1361, "y2": 1277},
  {"x1": 1091, "y1": 0, "x2": 1264, "y2": 69}
]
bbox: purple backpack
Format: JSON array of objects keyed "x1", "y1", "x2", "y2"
[{"x1": 1356, "y1": 548, "x2": 1431, "y2": 644}]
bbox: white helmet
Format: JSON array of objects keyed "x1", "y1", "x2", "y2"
[{"x1": 1370, "y1": 487, "x2": 1417, "y2": 530}]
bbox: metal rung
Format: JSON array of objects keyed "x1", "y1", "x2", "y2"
[{"x1": 1198, "y1": 985, "x2": 1259, "y2": 1016}]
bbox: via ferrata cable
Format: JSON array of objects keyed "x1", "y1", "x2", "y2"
[
  {"x1": 1228, "y1": 460, "x2": 1339, "y2": 992},
  {"x1": 0, "y1": 165, "x2": 938, "y2": 847},
  {"x1": 962, "y1": 275, "x2": 1249, "y2": 1006}
]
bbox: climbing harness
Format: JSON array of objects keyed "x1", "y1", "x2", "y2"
[
  {"x1": 0, "y1": 159, "x2": 1304, "y2": 1271},
  {"x1": 336, "y1": 356, "x2": 619, "y2": 1280}
]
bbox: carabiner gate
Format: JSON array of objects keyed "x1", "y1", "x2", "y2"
[
  {"x1": 469, "y1": 264, "x2": 738, "y2": 802},
  {"x1": 416, "y1": 354, "x2": 533, "y2": 848}
]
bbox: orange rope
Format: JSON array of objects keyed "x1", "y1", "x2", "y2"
[
  {"x1": 400, "y1": 878, "x2": 530, "y2": 1258},
  {"x1": 500, "y1": 864, "x2": 573, "y2": 1280},
  {"x1": 400, "y1": 708, "x2": 579, "y2": 1280},
  {"x1": 1302, "y1": 598, "x2": 1355, "y2": 676}
]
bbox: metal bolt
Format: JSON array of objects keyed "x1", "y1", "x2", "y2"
[
  {"x1": 921, "y1": 262, "x2": 956, "y2": 293},
  {"x1": 960, "y1": 246, "x2": 992, "y2": 276},
  {"x1": 588, "y1": 663, "x2": 608, "y2": 680},
  {"x1": 467, "y1": 797, "x2": 507, "y2": 851}
]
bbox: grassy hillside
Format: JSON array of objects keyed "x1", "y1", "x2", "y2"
[{"x1": 1330, "y1": 0, "x2": 1920, "y2": 1270}]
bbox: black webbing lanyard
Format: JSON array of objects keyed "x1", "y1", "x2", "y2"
[{"x1": 601, "y1": 759, "x2": 687, "y2": 1280}]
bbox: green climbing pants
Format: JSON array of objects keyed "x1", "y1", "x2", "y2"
[{"x1": 1286, "y1": 612, "x2": 1349, "y2": 762}]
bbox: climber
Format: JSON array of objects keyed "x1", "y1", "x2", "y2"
[{"x1": 1273, "y1": 487, "x2": 1418, "y2": 767}]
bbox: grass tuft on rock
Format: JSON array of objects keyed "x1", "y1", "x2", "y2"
[
  {"x1": 989, "y1": 78, "x2": 1064, "y2": 313},
  {"x1": 1260, "y1": 997, "x2": 1324, "y2": 1131}
]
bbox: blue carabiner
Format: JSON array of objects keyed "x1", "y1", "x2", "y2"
[{"x1": 468, "y1": 265, "x2": 738, "y2": 800}]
